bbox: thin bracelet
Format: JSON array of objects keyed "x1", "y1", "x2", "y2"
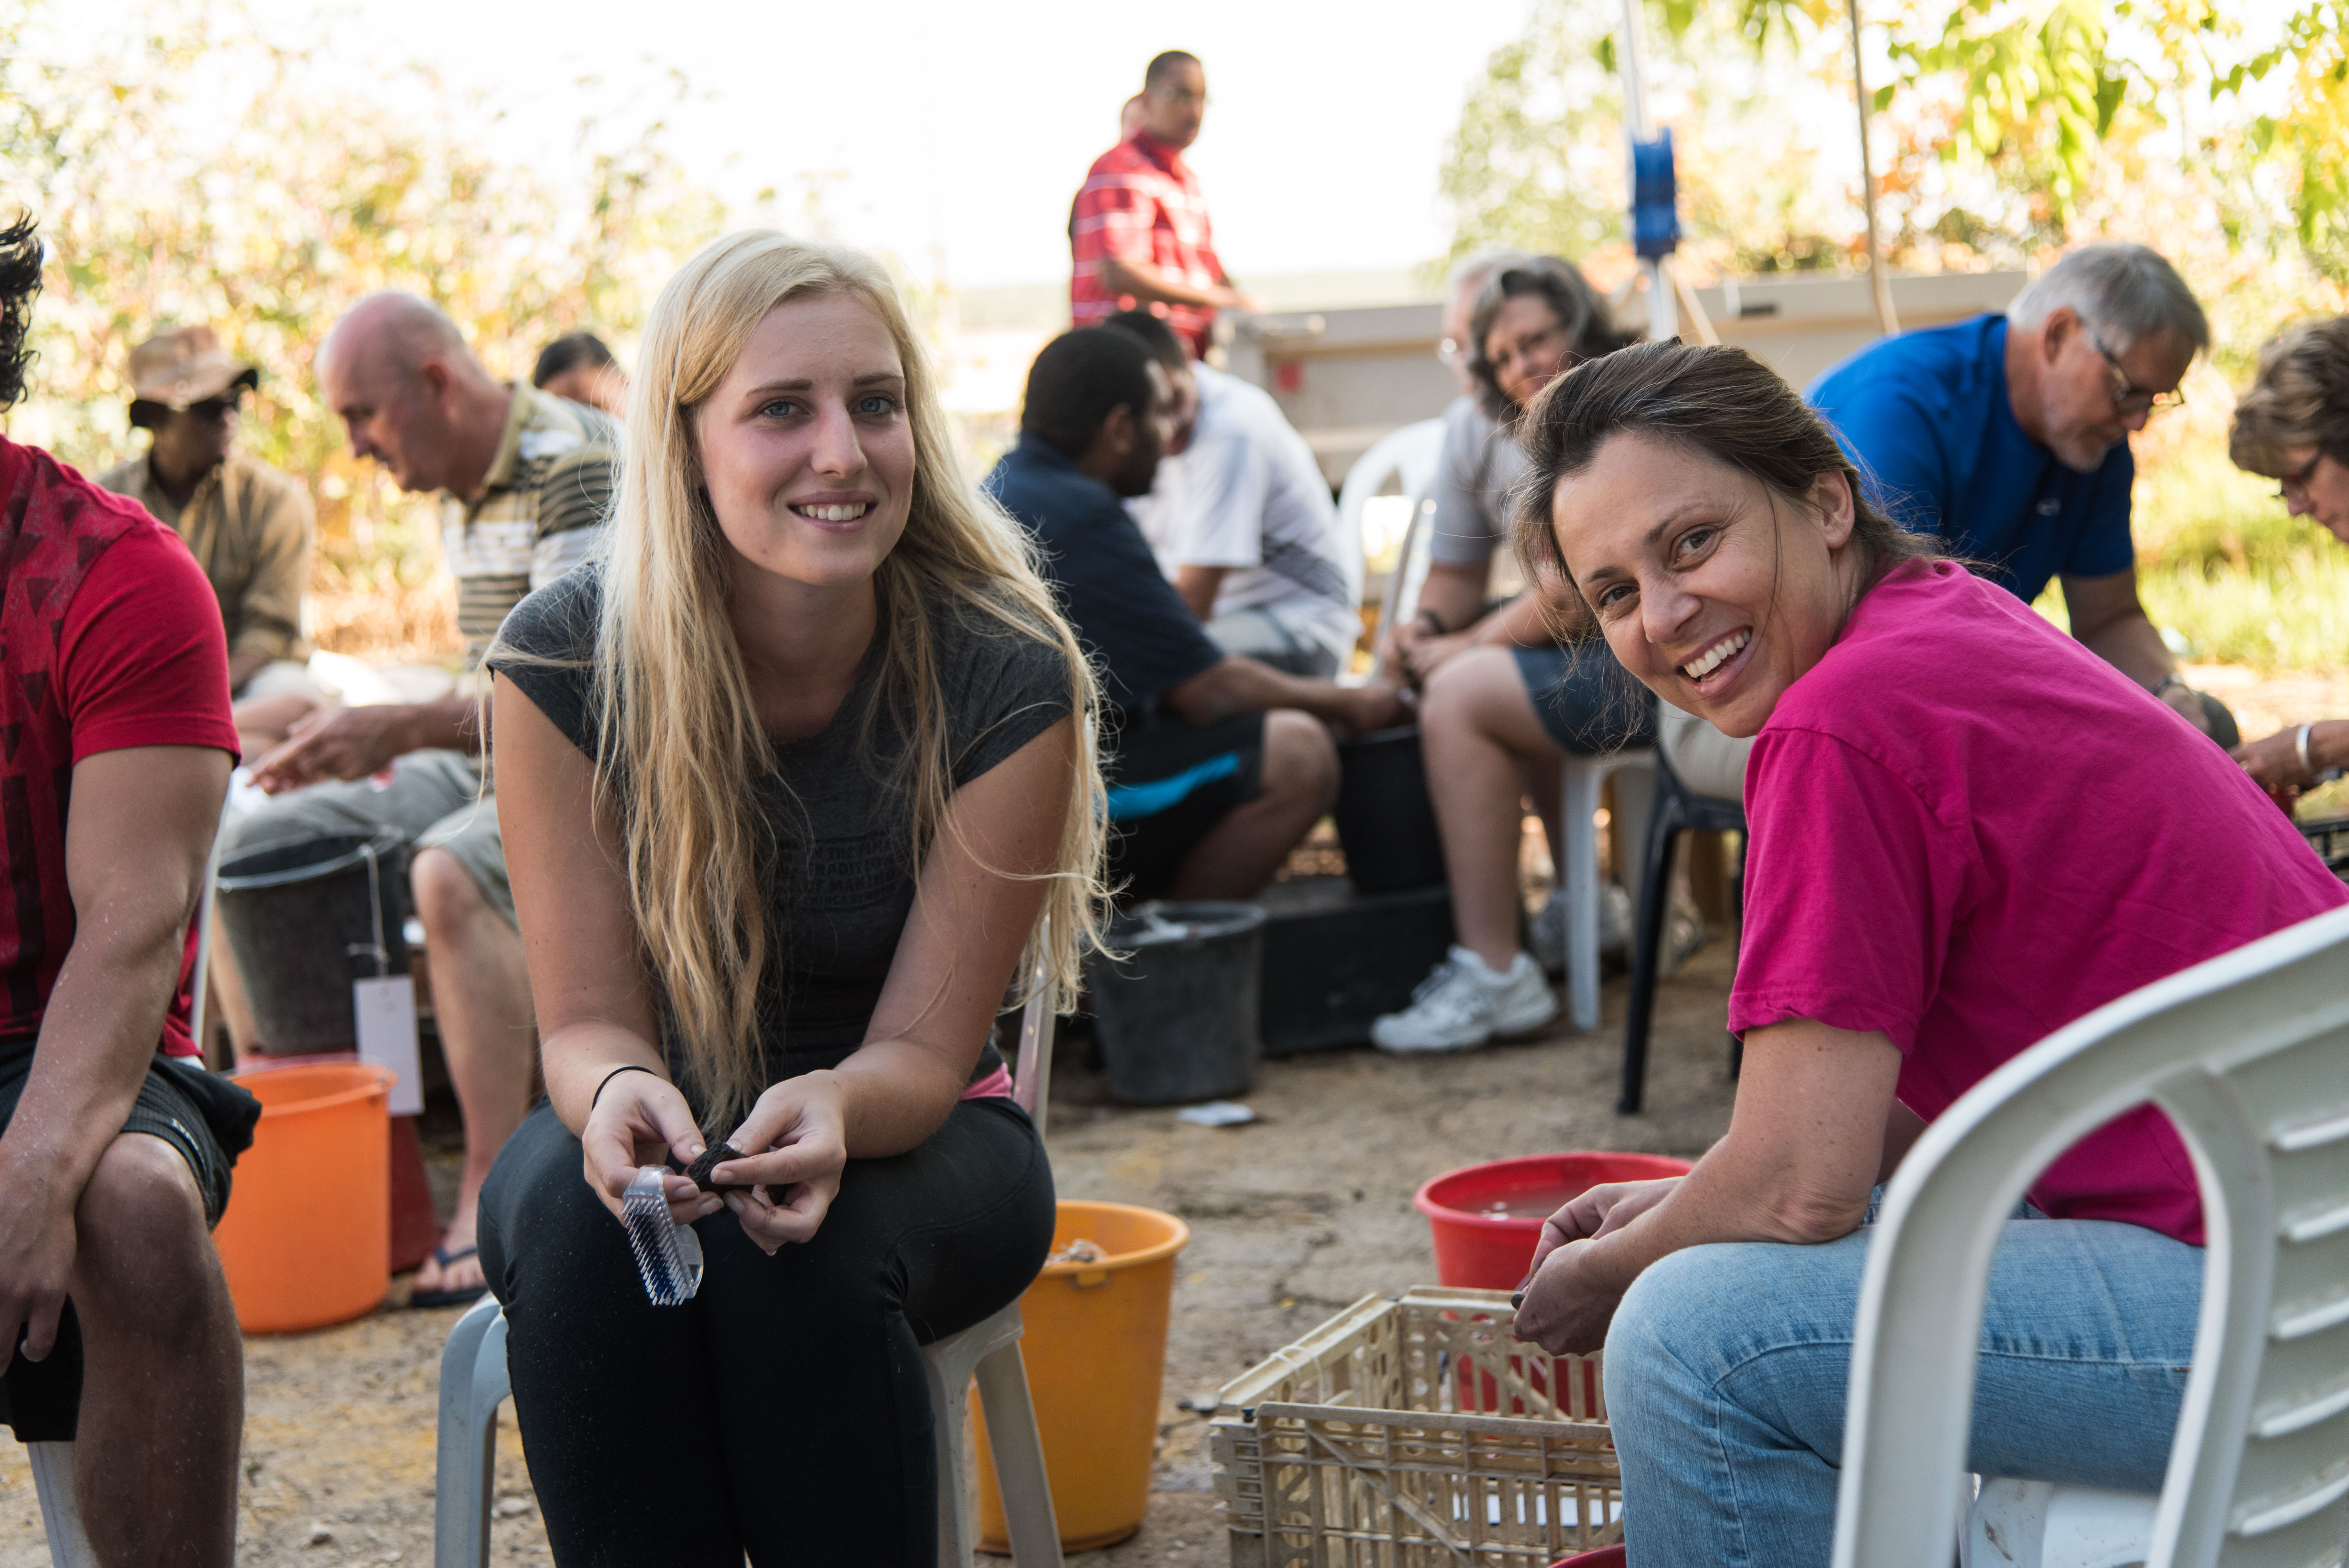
[{"x1": 592, "y1": 1063, "x2": 662, "y2": 1110}]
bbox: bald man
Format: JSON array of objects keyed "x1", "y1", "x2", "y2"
[{"x1": 218, "y1": 292, "x2": 618, "y2": 1304}]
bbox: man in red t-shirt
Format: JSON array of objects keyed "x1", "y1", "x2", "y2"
[
  {"x1": 0, "y1": 216, "x2": 251, "y2": 1566},
  {"x1": 1070, "y1": 51, "x2": 1258, "y2": 358}
]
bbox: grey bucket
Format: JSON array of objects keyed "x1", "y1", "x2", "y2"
[
  {"x1": 215, "y1": 830, "x2": 410, "y2": 1056},
  {"x1": 1084, "y1": 901, "x2": 1266, "y2": 1104}
]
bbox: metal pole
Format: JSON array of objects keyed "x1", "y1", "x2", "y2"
[
  {"x1": 1618, "y1": 0, "x2": 1676, "y2": 340},
  {"x1": 1847, "y1": 0, "x2": 1899, "y2": 337}
]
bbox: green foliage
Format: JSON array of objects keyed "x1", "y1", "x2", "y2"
[
  {"x1": 0, "y1": 0, "x2": 727, "y2": 657},
  {"x1": 1441, "y1": 0, "x2": 2349, "y2": 283},
  {"x1": 1440, "y1": 0, "x2": 1864, "y2": 280}
]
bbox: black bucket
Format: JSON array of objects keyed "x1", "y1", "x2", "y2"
[
  {"x1": 216, "y1": 831, "x2": 411, "y2": 1056},
  {"x1": 1084, "y1": 901, "x2": 1266, "y2": 1104},
  {"x1": 1333, "y1": 724, "x2": 1447, "y2": 893}
]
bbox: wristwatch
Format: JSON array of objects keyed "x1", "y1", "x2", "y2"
[
  {"x1": 2296, "y1": 723, "x2": 2342, "y2": 787},
  {"x1": 2149, "y1": 675, "x2": 2190, "y2": 703}
]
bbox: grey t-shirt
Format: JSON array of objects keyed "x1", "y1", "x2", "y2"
[
  {"x1": 1428, "y1": 395, "x2": 1531, "y2": 568},
  {"x1": 491, "y1": 567, "x2": 1073, "y2": 1096}
]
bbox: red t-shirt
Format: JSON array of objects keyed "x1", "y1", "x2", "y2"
[
  {"x1": 0, "y1": 436, "x2": 241, "y2": 1058},
  {"x1": 1727, "y1": 561, "x2": 2347, "y2": 1245},
  {"x1": 1070, "y1": 131, "x2": 1225, "y2": 357}
]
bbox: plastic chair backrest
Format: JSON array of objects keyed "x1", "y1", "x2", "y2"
[
  {"x1": 1338, "y1": 418, "x2": 1445, "y2": 676},
  {"x1": 1833, "y1": 903, "x2": 2349, "y2": 1568},
  {"x1": 1011, "y1": 916, "x2": 1054, "y2": 1139}
]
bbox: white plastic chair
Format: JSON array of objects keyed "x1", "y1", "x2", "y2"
[
  {"x1": 1559, "y1": 751, "x2": 1655, "y2": 1033},
  {"x1": 431, "y1": 942, "x2": 1068, "y2": 1568},
  {"x1": 27, "y1": 1440, "x2": 92, "y2": 1565},
  {"x1": 1834, "y1": 903, "x2": 2349, "y2": 1568},
  {"x1": 1336, "y1": 417, "x2": 1446, "y2": 639}
]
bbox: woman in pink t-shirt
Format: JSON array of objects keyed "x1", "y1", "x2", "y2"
[{"x1": 1504, "y1": 342, "x2": 2345, "y2": 1564}]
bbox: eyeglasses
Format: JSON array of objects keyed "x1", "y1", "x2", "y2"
[
  {"x1": 2281, "y1": 450, "x2": 2326, "y2": 501},
  {"x1": 2089, "y1": 330, "x2": 2185, "y2": 418},
  {"x1": 1487, "y1": 323, "x2": 1577, "y2": 383},
  {"x1": 187, "y1": 393, "x2": 244, "y2": 421}
]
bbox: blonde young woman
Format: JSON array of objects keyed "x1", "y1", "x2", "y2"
[{"x1": 478, "y1": 231, "x2": 1104, "y2": 1562}]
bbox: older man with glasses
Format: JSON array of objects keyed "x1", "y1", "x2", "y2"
[
  {"x1": 1809, "y1": 242, "x2": 2231, "y2": 740},
  {"x1": 98, "y1": 326, "x2": 322, "y2": 752}
]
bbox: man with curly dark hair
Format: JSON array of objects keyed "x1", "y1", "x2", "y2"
[{"x1": 0, "y1": 213, "x2": 251, "y2": 1566}]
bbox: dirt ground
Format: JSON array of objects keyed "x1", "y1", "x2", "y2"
[{"x1": 0, "y1": 927, "x2": 1742, "y2": 1567}]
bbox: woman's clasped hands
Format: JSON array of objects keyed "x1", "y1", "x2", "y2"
[
  {"x1": 581, "y1": 1067, "x2": 852, "y2": 1254},
  {"x1": 1510, "y1": 1176, "x2": 1681, "y2": 1356}
]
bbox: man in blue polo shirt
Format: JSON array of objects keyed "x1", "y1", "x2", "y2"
[
  {"x1": 987, "y1": 327, "x2": 1404, "y2": 900},
  {"x1": 1809, "y1": 242, "x2": 2231, "y2": 741}
]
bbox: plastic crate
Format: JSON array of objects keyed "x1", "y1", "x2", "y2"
[
  {"x1": 2300, "y1": 815, "x2": 2349, "y2": 878},
  {"x1": 1208, "y1": 1288, "x2": 1621, "y2": 1566}
]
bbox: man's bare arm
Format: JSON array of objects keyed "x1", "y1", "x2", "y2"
[
  {"x1": 1097, "y1": 256, "x2": 1253, "y2": 314},
  {"x1": 1174, "y1": 564, "x2": 1228, "y2": 621},
  {"x1": 250, "y1": 695, "x2": 480, "y2": 793},
  {"x1": 2062, "y1": 568, "x2": 2209, "y2": 734},
  {"x1": 0, "y1": 745, "x2": 230, "y2": 1361}
]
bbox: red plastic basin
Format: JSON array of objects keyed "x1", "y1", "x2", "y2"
[{"x1": 1415, "y1": 1151, "x2": 1694, "y2": 1290}]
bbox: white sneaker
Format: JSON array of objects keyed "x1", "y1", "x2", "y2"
[{"x1": 1372, "y1": 946, "x2": 1560, "y2": 1053}]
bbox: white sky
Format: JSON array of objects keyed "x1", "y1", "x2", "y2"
[{"x1": 197, "y1": 0, "x2": 1541, "y2": 289}]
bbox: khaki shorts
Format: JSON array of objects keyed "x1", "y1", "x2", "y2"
[{"x1": 221, "y1": 749, "x2": 513, "y2": 928}]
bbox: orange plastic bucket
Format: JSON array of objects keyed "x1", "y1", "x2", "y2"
[
  {"x1": 976, "y1": 1199, "x2": 1190, "y2": 1552},
  {"x1": 212, "y1": 1061, "x2": 392, "y2": 1332}
]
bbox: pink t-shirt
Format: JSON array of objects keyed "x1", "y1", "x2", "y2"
[{"x1": 1727, "y1": 561, "x2": 2347, "y2": 1245}]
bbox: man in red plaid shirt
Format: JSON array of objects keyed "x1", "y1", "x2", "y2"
[{"x1": 1071, "y1": 52, "x2": 1257, "y2": 359}]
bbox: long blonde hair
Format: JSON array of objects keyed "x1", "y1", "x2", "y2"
[{"x1": 596, "y1": 230, "x2": 1107, "y2": 1125}]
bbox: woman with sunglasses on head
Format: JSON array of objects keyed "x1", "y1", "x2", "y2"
[
  {"x1": 1372, "y1": 256, "x2": 1649, "y2": 1053},
  {"x1": 478, "y1": 230, "x2": 1106, "y2": 1563},
  {"x1": 2224, "y1": 317, "x2": 2349, "y2": 810},
  {"x1": 1508, "y1": 340, "x2": 2344, "y2": 1565}
]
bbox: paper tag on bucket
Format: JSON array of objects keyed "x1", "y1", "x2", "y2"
[{"x1": 355, "y1": 976, "x2": 423, "y2": 1117}]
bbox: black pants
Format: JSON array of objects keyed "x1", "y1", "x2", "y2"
[{"x1": 477, "y1": 1094, "x2": 1056, "y2": 1566}]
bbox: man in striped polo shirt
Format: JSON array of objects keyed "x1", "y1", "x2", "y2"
[
  {"x1": 221, "y1": 292, "x2": 616, "y2": 1306},
  {"x1": 1071, "y1": 51, "x2": 1256, "y2": 358}
]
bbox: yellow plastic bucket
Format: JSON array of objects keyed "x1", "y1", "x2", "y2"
[
  {"x1": 212, "y1": 1060, "x2": 392, "y2": 1332},
  {"x1": 976, "y1": 1199, "x2": 1190, "y2": 1552}
]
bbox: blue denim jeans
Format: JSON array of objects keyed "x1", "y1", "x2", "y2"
[{"x1": 1602, "y1": 1210, "x2": 2203, "y2": 1565}]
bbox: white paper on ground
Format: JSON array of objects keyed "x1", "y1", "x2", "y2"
[
  {"x1": 1174, "y1": 1100, "x2": 1256, "y2": 1127},
  {"x1": 355, "y1": 976, "x2": 423, "y2": 1116}
]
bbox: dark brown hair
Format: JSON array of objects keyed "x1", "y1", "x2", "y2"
[
  {"x1": 1512, "y1": 340, "x2": 1941, "y2": 637},
  {"x1": 0, "y1": 214, "x2": 41, "y2": 412}
]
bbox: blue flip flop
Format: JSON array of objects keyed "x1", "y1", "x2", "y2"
[{"x1": 409, "y1": 1244, "x2": 489, "y2": 1310}]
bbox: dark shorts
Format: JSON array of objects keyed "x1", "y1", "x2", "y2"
[
  {"x1": 1103, "y1": 711, "x2": 1267, "y2": 902},
  {"x1": 0, "y1": 1038, "x2": 259, "y2": 1440},
  {"x1": 1511, "y1": 642, "x2": 1657, "y2": 755}
]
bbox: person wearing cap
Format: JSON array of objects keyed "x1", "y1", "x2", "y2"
[{"x1": 97, "y1": 326, "x2": 321, "y2": 753}]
